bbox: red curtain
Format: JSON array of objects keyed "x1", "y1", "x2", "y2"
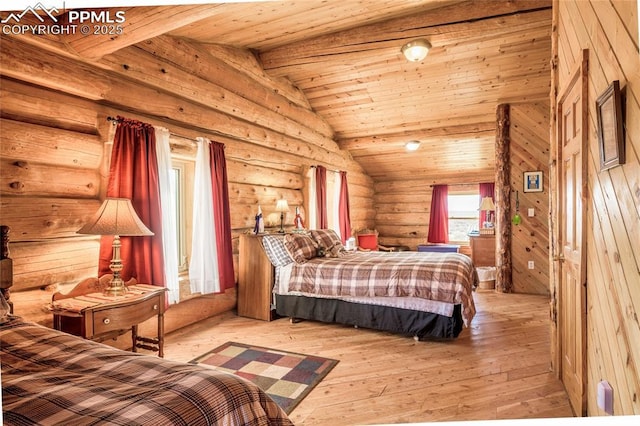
[
  {"x1": 209, "y1": 142, "x2": 235, "y2": 291},
  {"x1": 427, "y1": 184, "x2": 449, "y2": 243},
  {"x1": 479, "y1": 182, "x2": 495, "y2": 228},
  {"x1": 338, "y1": 171, "x2": 352, "y2": 243},
  {"x1": 99, "y1": 117, "x2": 165, "y2": 287},
  {"x1": 315, "y1": 165, "x2": 328, "y2": 229}
]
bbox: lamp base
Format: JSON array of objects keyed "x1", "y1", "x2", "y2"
[{"x1": 103, "y1": 275, "x2": 128, "y2": 297}]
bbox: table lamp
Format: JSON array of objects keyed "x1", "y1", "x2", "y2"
[
  {"x1": 479, "y1": 196, "x2": 496, "y2": 229},
  {"x1": 77, "y1": 198, "x2": 153, "y2": 296},
  {"x1": 275, "y1": 199, "x2": 289, "y2": 233}
]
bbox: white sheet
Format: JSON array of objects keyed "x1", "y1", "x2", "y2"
[{"x1": 274, "y1": 263, "x2": 455, "y2": 317}]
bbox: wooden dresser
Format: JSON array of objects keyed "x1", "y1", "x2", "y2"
[
  {"x1": 469, "y1": 234, "x2": 496, "y2": 267},
  {"x1": 238, "y1": 234, "x2": 276, "y2": 321}
]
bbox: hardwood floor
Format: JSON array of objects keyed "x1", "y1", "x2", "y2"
[{"x1": 163, "y1": 290, "x2": 574, "y2": 424}]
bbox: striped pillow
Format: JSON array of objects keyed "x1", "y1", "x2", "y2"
[
  {"x1": 310, "y1": 229, "x2": 344, "y2": 251},
  {"x1": 283, "y1": 233, "x2": 318, "y2": 264},
  {"x1": 261, "y1": 235, "x2": 293, "y2": 267}
]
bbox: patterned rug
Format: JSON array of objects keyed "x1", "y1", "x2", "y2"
[{"x1": 190, "y1": 341, "x2": 338, "y2": 414}]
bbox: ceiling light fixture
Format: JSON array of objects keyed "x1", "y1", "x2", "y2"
[
  {"x1": 405, "y1": 140, "x2": 421, "y2": 151},
  {"x1": 401, "y1": 39, "x2": 431, "y2": 62}
]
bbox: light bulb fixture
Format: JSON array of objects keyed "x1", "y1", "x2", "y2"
[
  {"x1": 405, "y1": 140, "x2": 421, "y2": 151},
  {"x1": 401, "y1": 39, "x2": 431, "y2": 62}
]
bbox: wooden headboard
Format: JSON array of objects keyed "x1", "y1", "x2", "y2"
[{"x1": 0, "y1": 225, "x2": 14, "y2": 313}]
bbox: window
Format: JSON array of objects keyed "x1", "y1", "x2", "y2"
[
  {"x1": 447, "y1": 193, "x2": 479, "y2": 243},
  {"x1": 170, "y1": 158, "x2": 194, "y2": 272}
]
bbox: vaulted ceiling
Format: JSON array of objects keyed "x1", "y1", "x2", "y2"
[{"x1": 23, "y1": 0, "x2": 554, "y2": 183}]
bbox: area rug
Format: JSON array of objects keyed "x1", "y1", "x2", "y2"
[{"x1": 190, "y1": 341, "x2": 338, "y2": 414}]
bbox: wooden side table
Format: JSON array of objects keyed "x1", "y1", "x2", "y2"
[
  {"x1": 51, "y1": 278, "x2": 167, "y2": 357},
  {"x1": 469, "y1": 234, "x2": 496, "y2": 267},
  {"x1": 238, "y1": 234, "x2": 276, "y2": 321}
]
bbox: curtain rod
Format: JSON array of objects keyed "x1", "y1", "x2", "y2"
[
  {"x1": 107, "y1": 116, "x2": 201, "y2": 145},
  {"x1": 429, "y1": 183, "x2": 489, "y2": 187},
  {"x1": 310, "y1": 165, "x2": 342, "y2": 173}
]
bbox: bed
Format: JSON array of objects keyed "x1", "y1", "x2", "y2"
[
  {"x1": 0, "y1": 302, "x2": 292, "y2": 425},
  {"x1": 261, "y1": 230, "x2": 478, "y2": 341}
]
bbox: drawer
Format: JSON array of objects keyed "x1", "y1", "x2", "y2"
[{"x1": 92, "y1": 296, "x2": 160, "y2": 336}]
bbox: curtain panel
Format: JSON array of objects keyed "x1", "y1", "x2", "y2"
[
  {"x1": 189, "y1": 138, "x2": 220, "y2": 295},
  {"x1": 154, "y1": 127, "x2": 180, "y2": 304},
  {"x1": 427, "y1": 184, "x2": 449, "y2": 244},
  {"x1": 100, "y1": 117, "x2": 166, "y2": 288},
  {"x1": 338, "y1": 171, "x2": 352, "y2": 243},
  {"x1": 315, "y1": 165, "x2": 328, "y2": 229},
  {"x1": 209, "y1": 142, "x2": 235, "y2": 292}
]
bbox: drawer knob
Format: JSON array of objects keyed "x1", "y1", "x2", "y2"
[
  {"x1": 153, "y1": 304, "x2": 158, "y2": 311},
  {"x1": 103, "y1": 318, "x2": 111, "y2": 325}
]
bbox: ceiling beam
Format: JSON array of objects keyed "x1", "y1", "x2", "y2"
[
  {"x1": 57, "y1": 5, "x2": 224, "y2": 60},
  {"x1": 338, "y1": 122, "x2": 495, "y2": 150}
]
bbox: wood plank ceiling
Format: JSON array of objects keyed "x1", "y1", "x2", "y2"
[{"x1": 22, "y1": 0, "x2": 554, "y2": 184}]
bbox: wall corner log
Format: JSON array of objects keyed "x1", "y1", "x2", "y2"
[{"x1": 495, "y1": 104, "x2": 512, "y2": 293}]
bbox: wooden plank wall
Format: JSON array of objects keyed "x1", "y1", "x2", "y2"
[
  {"x1": 373, "y1": 102, "x2": 552, "y2": 279},
  {"x1": 555, "y1": 0, "x2": 640, "y2": 416},
  {"x1": 0, "y1": 35, "x2": 374, "y2": 327},
  {"x1": 509, "y1": 102, "x2": 551, "y2": 295}
]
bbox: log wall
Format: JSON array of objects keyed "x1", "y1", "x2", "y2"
[
  {"x1": 0, "y1": 34, "x2": 374, "y2": 331},
  {"x1": 555, "y1": 0, "x2": 640, "y2": 416},
  {"x1": 373, "y1": 176, "x2": 492, "y2": 255}
]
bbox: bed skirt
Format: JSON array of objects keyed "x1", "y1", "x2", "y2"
[{"x1": 275, "y1": 294, "x2": 463, "y2": 340}]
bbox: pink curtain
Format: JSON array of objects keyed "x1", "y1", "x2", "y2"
[
  {"x1": 338, "y1": 171, "x2": 352, "y2": 243},
  {"x1": 209, "y1": 142, "x2": 235, "y2": 291},
  {"x1": 100, "y1": 117, "x2": 165, "y2": 287},
  {"x1": 479, "y1": 182, "x2": 495, "y2": 228},
  {"x1": 427, "y1": 184, "x2": 449, "y2": 244},
  {"x1": 315, "y1": 165, "x2": 328, "y2": 229}
]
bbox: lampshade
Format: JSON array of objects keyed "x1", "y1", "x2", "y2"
[
  {"x1": 479, "y1": 197, "x2": 496, "y2": 211},
  {"x1": 405, "y1": 140, "x2": 421, "y2": 151},
  {"x1": 275, "y1": 199, "x2": 289, "y2": 213},
  {"x1": 78, "y1": 198, "x2": 154, "y2": 237},
  {"x1": 401, "y1": 39, "x2": 431, "y2": 62},
  {"x1": 77, "y1": 198, "x2": 153, "y2": 297}
]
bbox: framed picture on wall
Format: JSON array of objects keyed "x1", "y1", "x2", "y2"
[
  {"x1": 596, "y1": 80, "x2": 625, "y2": 171},
  {"x1": 523, "y1": 171, "x2": 543, "y2": 193}
]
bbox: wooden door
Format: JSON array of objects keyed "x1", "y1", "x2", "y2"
[{"x1": 556, "y1": 55, "x2": 587, "y2": 416}]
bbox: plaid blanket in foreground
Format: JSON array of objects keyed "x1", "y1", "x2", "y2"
[
  {"x1": 287, "y1": 251, "x2": 478, "y2": 326},
  {"x1": 1, "y1": 318, "x2": 292, "y2": 426}
]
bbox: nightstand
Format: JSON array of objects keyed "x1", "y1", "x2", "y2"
[
  {"x1": 238, "y1": 234, "x2": 276, "y2": 321},
  {"x1": 469, "y1": 234, "x2": 496, "y2": 267},
  {"x1": 51, "y1": 278, "x2": 167, "y2": 357}
]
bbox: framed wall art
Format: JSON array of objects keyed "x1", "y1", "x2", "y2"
[
  {"x1": 523, "y1": 171, "x2": 543, "y2": 193},
  {"x1": 596, "y1": 80, "x2": 625, "y2": 171}
]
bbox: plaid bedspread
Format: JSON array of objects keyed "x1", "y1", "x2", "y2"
[
  {"x1": 1, "y1": 317, "x2": 292, "y2": 426},
  {"x1": 287, "y1": 251, "x2": 478, "y2": 325}
]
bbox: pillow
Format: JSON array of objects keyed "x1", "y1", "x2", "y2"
[
  {"x1": 0, "y1": 291, "x2": 10, "y2": 324},
  {"x1": 261, "y1": 235, "x2": 294, "y2": 267},
  {"x1": 310, "y1": 229, "x2": 344, "y2": 251},
  {"x1": 283, "y1": 233, "x2": 318, "y2": 264}
]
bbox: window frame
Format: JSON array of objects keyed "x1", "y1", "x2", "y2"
[
  {"x1": 170, "y1": 156, "x2": 195, "y2": 274},
  {"x1": 447, "y1": 189, "x2": 480, "y2": 244}
]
